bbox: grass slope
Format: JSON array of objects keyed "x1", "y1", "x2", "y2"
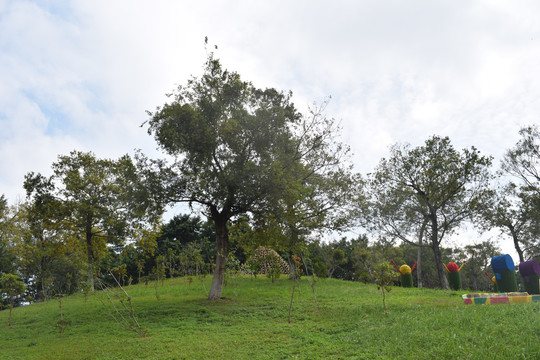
[{"x1": 0, "y1": 276, "x2": 538, "y2": 359}]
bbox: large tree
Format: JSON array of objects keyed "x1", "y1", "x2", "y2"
[
  {"x1": 369, "y1": 136, "x2": 492, "y2": 289},
  {"x1": 14, "y1": 198, "x2": 85, "y2": 300},
  {"x1": 366, "y1": 172, "x2": 430, "y2": 287},
  {"x1": 498, "y1": 125, "x2": 540, "y2": 258},
  {"x1": 502, "y1": 125, "x2": 540, "y2": 191},
  {"x1": 142, "y1": 50, "x2": 358, "y2": 299},
  {"x1": 24, "y1": 151, "x2": 153, "y2": 290},
  {"x1": 479, "y1": 183, "x2": 538, "y2": 262}
]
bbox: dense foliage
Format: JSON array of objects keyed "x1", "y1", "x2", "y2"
[
  {"x1": 142, "y1": 49, "x2": 360, "y2": 299},
  {"x1": 368, "y1": 136, "x2": 493, "y2": 289},
  {"x1": 0, "y1": 49, "x2": 539, "y2": 307}
]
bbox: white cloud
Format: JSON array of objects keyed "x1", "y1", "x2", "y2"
[{"x1": 0, "y1": 0, "x2": 539, "y2": 255}]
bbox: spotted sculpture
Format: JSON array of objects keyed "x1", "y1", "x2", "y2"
[{"x1": 247, "y1": 246, "x2": 290, "y2": 275}]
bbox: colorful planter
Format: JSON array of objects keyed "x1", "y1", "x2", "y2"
[
  {"x1": 391, "y1": 260, "x2": 416, "y2": 288},
  {"x1": 518, "y1": 260, "x2": 540, "y2": 295},
  {"x1": 444, "y1": 261, "x2": 465, "y2": 290},
  {"x1": 491, "y1": 255, "x2": 518, "y2": 292},
  {"x1": 399, "y1": 265, "x2": 413, "y2": 287},
  {"x1": 462, "y1": 292, "x2": 540, "y2": 305}
]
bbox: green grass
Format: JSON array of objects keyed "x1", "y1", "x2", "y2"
[{"x1": 0, "y1": 276, "x2": 538, "y2": 359}]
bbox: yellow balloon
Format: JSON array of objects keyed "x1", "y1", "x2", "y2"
[{"x1": 400, "y1": 265, "x2": 411, "y2": 275}]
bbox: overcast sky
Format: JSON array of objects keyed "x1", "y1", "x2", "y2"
[{"x1": 1, "y1": 0, "x2": 539, "y2": 257}]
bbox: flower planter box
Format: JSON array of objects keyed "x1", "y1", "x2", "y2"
[{"x1": 462, "y1": 292, "x2": 540, "y2": 305}]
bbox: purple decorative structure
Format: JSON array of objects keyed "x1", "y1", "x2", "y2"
[{"x1": 518, "y1": 259, "x2": 540, "y2": 295}]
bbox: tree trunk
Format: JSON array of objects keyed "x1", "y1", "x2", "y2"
[
  {"x1": 8, "y1": 302, "x2": 13, "y2": 328},
  {"x1": 471, "y1": 270, "x2": 478, "y2": 291},
  {"x1": 416, "y1": 244, "x2": 422, "y2": 288},
  {"x1": 429, "y1": 213, "x2": 449, "y2": 289},
  {"x1": 208, "y1": 216, "x2": 229, "y2": 300},
  {"x1": 327, "y1": 265, "x2": 335, "y2": 279},
  {"x1": 509, "y1": 225, "x2": 525, "y2": 263},
  {"x1": 417, "y1": 219, "x2": 427, "y2": 288},
  {"x1": 86, "y1": 218, "x2": 95, "y2": 291},
  {"x1": 382, "y1": 287, "x2": 387, "y2": 315},
  {"x1": 432, "y1": 240, "x2": 449, "y2": 289},
  {"x1": 86, "y1": 235, "x2": 95, "y2": 292}
]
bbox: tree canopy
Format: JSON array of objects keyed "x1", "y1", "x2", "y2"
[
  {"x1": 479, "y1": 183, "x2": 538, "y2": 262},
  {"x1": 496, "y1": 125, "x2": 540, "y2": 259},
  {"x1": 0, "y1": 195, "x2": 17, "y2": 275},
  {"x1": 143, "y1": 50, "x2": 359, "y2": 299},
  {"x1": 24, "y1": 151, "x2": 153, "y2": 290},
  {"x1": 369, "y1": 136, "x2": 493, "y2": 289},
  {"x1": 502, "y1": 125, "x2": 540, "y2": 191}
]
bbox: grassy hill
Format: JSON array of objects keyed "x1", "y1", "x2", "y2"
[{"x1": 0, "y1": 276, "x2": 538, "y2": 359}]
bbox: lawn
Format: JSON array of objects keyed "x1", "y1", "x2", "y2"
[{"x1": 0, "y1": 276, "x2": 538, "y2": 359}]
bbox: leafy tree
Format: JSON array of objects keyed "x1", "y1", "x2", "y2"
[
  {"x1": 351, "y1": 238, "x2": 404, "y2": 284},
  {"x1": 499, "y1": 125, "x2": 540, "y2": 258},
  {"x1": 151, "y1": 255, "x2": 166, "y2": 289},
  {"x1": 326, "y1": 248, "x2": 346, "y2": 278},
  {"x1": 177, "y1": 242, "x2": 206, "y2": 277},
  {"x1": 301, "y1": 236, "x2": 370, "y2": 281},
  {"x1": 502, "y1": 125, "x2": 540, "y2": 191},
  {"x1": 373, "y1": 261, "x2": 398, "y2": 315},
  {"x1": 369, "y1": 136, "x2": 492, "y2": 289},
  {"x1": 351, "y1": 246, "x2": 376, "y2": 283},
  {"x1": 14, "y1": 199, "x2": 85, "y2": 301},
  {"x1": 247, "y1": 99, "x2": 362, "y2": 268},
  {"x1": 24, "y1": 151, "x2": 154, "y2": 290},
  {"x1": 0, "y1": 195, "x2": 17, "y2": 275},
  {"x1": 0, "y1": 273, "x2": 26, "y2": 328},
  {"x1": 328, "y1": 236, "x2": 369, "y2": 280},
  {"x1": 479, "y1": 183, "x2": 537, "y2": 262},
  {"x1": 142, "y1": 48, "x2": 358, "y2": 299},
  {"x1": 303, "y1": 239, "x2": 329, "y2": 278},
  {"x1": 365, "y1": 161, "x2": 431, "y2": 287},
  {"x1": 122, "y1": 214, "x2": 216, "y2": 282},
  {"x1": 318, "y1": 238, "x2": 357, "y2": 279},
  {"x1": 156, "y1": 214, "x2": 215, "y2": 263}
]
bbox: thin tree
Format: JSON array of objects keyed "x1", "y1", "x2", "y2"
[{"x1": 0, "y1": 273, "x2": 26, "y2": 328}]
